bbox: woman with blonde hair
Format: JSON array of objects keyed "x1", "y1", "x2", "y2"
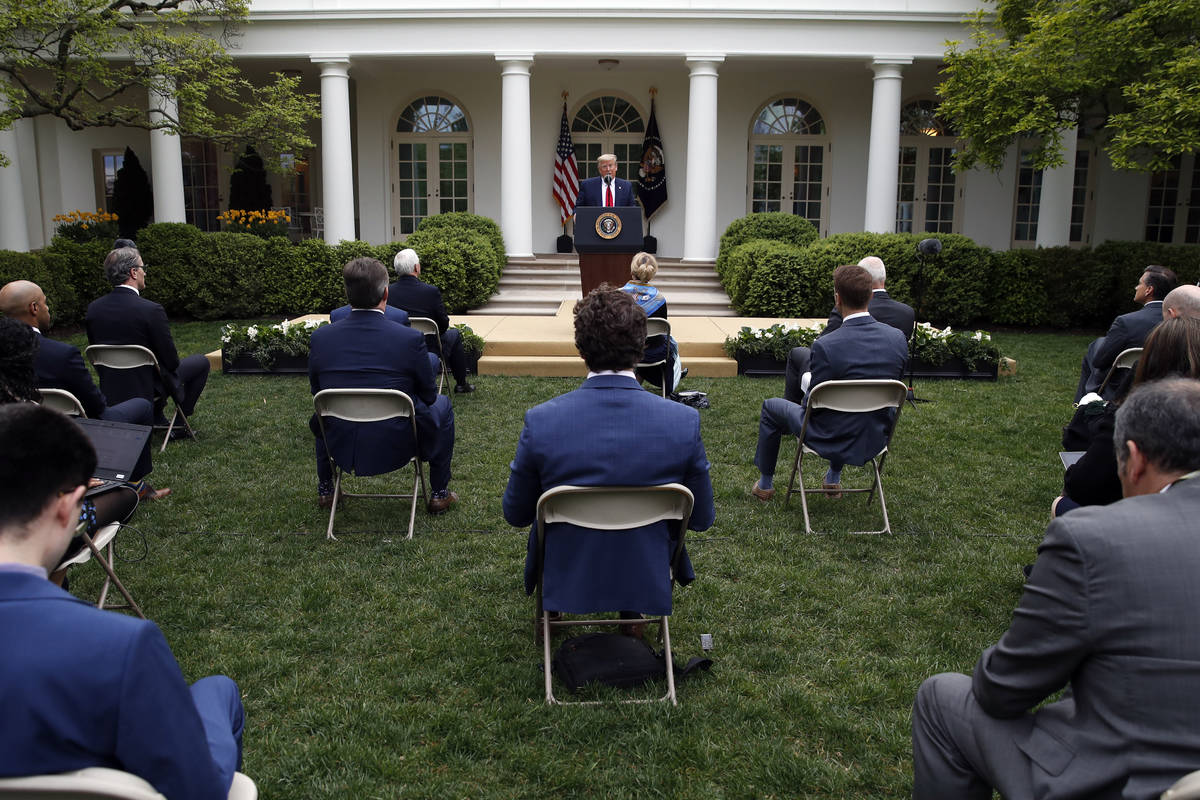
[{"x1": 619, "y1": 251, "x2": 684, "y2": 393}]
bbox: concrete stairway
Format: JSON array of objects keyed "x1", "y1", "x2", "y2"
[{"x1": 469, "y1": 254, "x2": 735, "y2": 317}]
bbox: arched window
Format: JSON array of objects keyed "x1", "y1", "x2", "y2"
[
  {"x1": 747, "y1": 98, "x2": 829, "y2": 234},
  {"x1": 571, "y1": 95, "x2": 645, "y2": 181},
  {"x1": 896, "y1": 99, "x2": 960, "y2": 235},
  {"x1": 391, "y1": 96, "x2": 472, "y2": 237}
]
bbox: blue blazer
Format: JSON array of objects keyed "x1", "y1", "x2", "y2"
[
  {"x1": 309, "y1": 310, "x2": 440, "y2": 476},
  {"x1": 34, "y1": 332, "x2": 110, "y2": 418},
  {"x1": 825, "y1": 290, "x2": 916, "y2": 341},
  {"x1": 578, "y1": 176, "x2": 636, "y2": 208},
  {"x1": 1086, "y1": 301, "x2": 1164, "y2": 391},
  {"x1": 331, "y1": 304, "x2": 409, "y2": 326},
  {"x1": 0, "y1": 572, "x2": 228, "y2": 800},
  {"x1": 85, "y1": 288, "x2": 181, "y2": 405},
  {"x1": 387, "y1": 275, "x2": 450, "y2": 333},
  {"x1": 503, "y1": 374, "x2": 715, "y2": 615},
  {"x1": 805, "y1": 315, "x2": 909, "y2": 467}
]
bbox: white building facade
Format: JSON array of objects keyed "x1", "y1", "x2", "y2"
[{"x1": 4, "y1": 1, "x2": 1195, "y2": 257}]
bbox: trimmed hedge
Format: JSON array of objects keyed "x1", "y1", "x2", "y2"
[
  {"x1": 717, "y1": 213, "x2": 819, "y2": 286},
  {"x1": 404, "y1": 229, "x2": 498, "y2": 313},
  {"x1": 0, "y1": 250, "x2": 78, "y2": 327},
  {"x1": 415, "y1": 212, "x2": 507, "y2": 268}
]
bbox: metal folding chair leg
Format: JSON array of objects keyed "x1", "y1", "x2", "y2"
[
  {"x1": 159, "y1": 406, "x2": 195, "y2": 453},
  {"x1": 786, "y1": 444, "x2": 893, "y2": 535},
  {"x1": 82, "y1": 527, "x2": 146, "y2": 619}
]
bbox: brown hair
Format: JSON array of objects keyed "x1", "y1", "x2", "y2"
[
  {"x1": 574, "y1": 286, "x2": 646, "y2": 372},
  {"x1": 1133, "y1": 316, "x2": 1200, "y2": 386},
  {"x1": 833, "y1": 264, "x2": 873, "y2": 310}
]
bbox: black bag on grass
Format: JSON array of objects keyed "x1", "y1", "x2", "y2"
[{"x1": 551, "y1": 632, "x2": 712, "y2": 693}]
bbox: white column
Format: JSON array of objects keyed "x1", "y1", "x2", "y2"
[
  {"x1": 863, "y1": 57, "x2": 912, "y2": 233},
  {"x1": 148, "y1": 85, "x2": 186, "y2": 223},
  {"x1": 682, "y1": 55, "x2": 723, "y2": 262},
  {"x1": 312, "y1": 56, "x2": 355, "y2": 243},
  {"x1": 0, "y1": 109, "x2": 30, "y2": 252},
  {"x1": 1035, "y1": 125, "x2": 1079, "y2": 248},
  {"x1": 496, "y1": 55, "x2": 534, "y2": 258}
]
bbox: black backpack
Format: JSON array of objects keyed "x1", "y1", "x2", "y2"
[{"x1": 551, "y1": 632, "x2": 711, "y2": 693}]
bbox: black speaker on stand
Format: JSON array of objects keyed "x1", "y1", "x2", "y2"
[{"x1": 907, "y1": 237, "x2": 943, "y2": 406}]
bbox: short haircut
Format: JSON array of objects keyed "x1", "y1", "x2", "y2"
[
  {"x1": 343, "y1": 257, "x2": 389, "y2": 309},
  {"x1": 597, "y1": 153, "x2": 617, "y2": 166},
  {"x1": 833, "y1": 264, "x2": 873, "y2": 310},
  {"x1": 0, "y1": 404, "x2": 95, "y2": 533},
  {"x1": 1133, "y1": 317, "x2": 1200, "y2": 386},
  {"x1": 858, "y1": 256, "x2": 887, "y2": 285},
  {"x1": 1143, "y1": 265, "x2": 1178, "y2": 301},
  {"x1": 630, "y1": 252, "x2": 658, "y2": 283},
  {"x1": 394, "y1": 248, "x2": 420, "y2": 277},
  {"x1": 1114, "y1": 378, "x2": 1200, "y2": 474},
  {"x1": 103, "y1": 248, "x2": 141, "y2": 286},
  {"x1": 0, "y1": 316, "x2": 41, "y2": 404},
  {"x1": 1164, "y1": 285, "x2": 1200, "y2": 319},
  {"x1": 574, "y1": 286, "x2": 646, "y2": 372}
]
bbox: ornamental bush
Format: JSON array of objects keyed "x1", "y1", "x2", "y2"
[
  {"x1": 1092, "y1": 241, "x2": 1200, "y2": 317},
  {"x1": 39, "y1": 238, "x2": 112, "y2": 322},
  {"x1": 716, "y1": 213, "x2": 819, "y2": 285},
  {"x1": 184, "y1": 232, "x2": 272, "y2": 320},
  {"x1": 415, "y1": 212, "x2": 507, "y2": 272},
  {"x1": 0, "y1": 250, "x2": 79, "y2": 327},
  {"x1": 135, "y1": 223, "x2": 207, "y2": 317},
  {"x1": 404, "y1": 228, "x2": 500, "y2": 312},
  {"x1": 730, "y1": 240, "x2": 829, "y2": 317}
]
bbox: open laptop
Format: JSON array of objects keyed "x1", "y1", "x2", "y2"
[{"x1": 73, "y1": 418, "x2": 151, "y2": 495}]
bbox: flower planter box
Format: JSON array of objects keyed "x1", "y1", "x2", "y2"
[
  {"x1": 907, "y1": 357, "x2": 998, "y2": 381},
  {"x1": 222, "y1": 351, "x2": 309, "y2": 375},
  {"x1": 734, "y1": 353, "x2": 787, "y2": 377}
]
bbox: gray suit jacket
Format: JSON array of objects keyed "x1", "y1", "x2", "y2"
[{"x1": 973, "y1": 477, "x2": 1200, "y2": 800}]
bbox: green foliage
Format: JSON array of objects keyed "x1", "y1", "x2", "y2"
[
  {"x1": 1092, "y1": 240, "x2": 1200, "y2": 314},
  {"x1": 938, "y1": 0, "x2": 1200, "y2": 173},
  {"x1": 910, "y1": 323, "x2": 1001, "y2": 370},
  {"x1": 134, "y1": 223, "x2": 207, "y2": 317},
  {"x1": 182, "y1": 232, "x2": 270, "y2": 320},
  {"x1": 38, "y1": 238, "x2": 112, "y2": 323},
  {"x1": 733, "y1": 241, "x2": 829, "y2": 317},
  {"x1": 454, "y1": 323, "x2": 486, "y2": 358},
  {"x1": 221, "y1": 319, "x2": 328, "y2": 367},
  {"x1": 722, "y1": 322, "x2": 826, "y2": 359},
  {"x1": 405, "y1": 229, "x2": 501, "y2": 313},
  {"x1": 415, "y1": 212, "x2": 507, "y2": 269},
  {"x1": 0, "y1": 249, "x2": 79, "y2": 327},
  {"x1": 50, "y1": 210, "x2": 121, "y2": 244},
  {"x1": 112, "y1": 148, "x2": 153, "y2": 239},
  {"x1": 716, "y1": 212, "x2": 819, "y2": 283}
]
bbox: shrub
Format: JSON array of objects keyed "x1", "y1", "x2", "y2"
[
  {"x1": 50, "y1": 210, "x2": 120, "y2": 244},
  {"x1": 260, "y1": 237, "x2": 322, "y2": 316},
  {"x1": 217, "y1": 208, "x2": 291, "y2": 239},
  {"x1": 135, "y1": 223, "x2": 206, "y2": 317},
  {"x1": 111, "y1": 147, "x2": 153, "y2": 239},
  {"x1": 404, "y1": 229, "x2": 498, "y2": 313},
  {"x1": 722, "y1": 321, "x2": 825, "y2": 360},
  {"x1": 716, "y1": 213, "x2": 819, "y2": 284},
  {"x1": 415, "y1": 212, "x2": 507, "y2": 272},
  {"x1": 986, "y1": 250, "x2": 1049, "y2": 327},
  {"x1": 0, "y1": 250, "x2": 79, "y2": 328},
  {"x1": 1092, "y1": 241, "x2": 1200, "y2": 317},
  {"x1": 734, "y1": 240, "x2": 829, "y2": 317},
  {"x1": 182, "y1": 232, "x2": 270, "y2": 319},
  {"x1": 39, "y1": 238, "x2": 113, "y2": 322}
]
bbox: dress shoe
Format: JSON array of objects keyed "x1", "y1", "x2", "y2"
[
  {"x1": 317, "y1": 494, "x2": 336, "y2": 510},
  {"x1": 135, "y1": 482, "x2": 171, "y2": 501},
  {"x1": 678, "y1": 367, "x2": 689, "y2": 381},
  {"x1": 454, "y1": 382, "x2": 476, "y2": 394},
  {"x1": 168, "y1": 427, "x2": 193, "y2": 441},
  {"x1": 822, "y1": 482, "x2": 843, "y2": 499},
  {"x1": 427, "y1": 490, "x2": 459, "y2": 514},
  {"x1": 751, "y1": 480, "x2": 775, "y2": 502}
]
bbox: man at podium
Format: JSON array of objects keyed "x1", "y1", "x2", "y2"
[{"x1": 578, "y1": 154, "x2": 636, "y2": 208}]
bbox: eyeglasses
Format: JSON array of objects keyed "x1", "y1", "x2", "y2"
[{"x1": 136, "y1": 265, "x2": 148, "y2": 275}]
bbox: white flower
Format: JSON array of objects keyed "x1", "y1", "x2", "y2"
[{"x1": 246, "y1": 325, "x2": 258, "y2": 338}]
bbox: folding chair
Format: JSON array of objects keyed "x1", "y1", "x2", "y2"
[
  {"x1": 313, "y1": 388, "x2": 427, "y2": 541},
  {"x1": 408, "y1": 317, "x2": 448, "y2": 394},
  {"x1": 0, "y1": 767, "x2": 258, "y2": 799},
  {"x1": 1097, "y1": 346, "x2": 1142, "y2": 398},
  {"x1": 55, "y1": 522, "x2": 146, "y2": 619},
  {"x1": 784, "y1": 379, "x2": 909, "y2": 535},
  {"x1": 84, "y1": 345, "x2": 194, "y2": 453},
  {"x1": 534, "y1": 483, "x2": 694, "y2": 706},
  {"x1": 39, "y1": 388, "x2": 88, "y2": 417},
  {"x1": 636, "y1": 317, "x2": 672, "y2": 397}
]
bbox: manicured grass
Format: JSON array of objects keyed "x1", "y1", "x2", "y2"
[{"x1": 61, "y1": 323, "x2": 1094, "y2": 799}]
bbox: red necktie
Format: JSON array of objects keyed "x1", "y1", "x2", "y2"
[{"x1": 605, "y1": 182, "x2": 614, "y2": 207}]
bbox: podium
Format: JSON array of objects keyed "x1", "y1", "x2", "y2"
[{"x1": 574, "y1": 206, "x2": 643, "y2": 296}]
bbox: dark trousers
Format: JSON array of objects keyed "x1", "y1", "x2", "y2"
[
  {"x1": 157, "y1": 354, "x2": 210, "y2": 421},
  {"x1": 426, "y1": 328, "x2": 468, "y2": 385},
  {"x1": 100, "y1": 397, "x2": 154, "y2": 481}
]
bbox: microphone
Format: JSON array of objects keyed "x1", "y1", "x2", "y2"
[{"x1": 917, "y1": 238, "x2": 942, "y2": 256}]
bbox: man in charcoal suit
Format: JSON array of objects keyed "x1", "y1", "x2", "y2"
[
  {"x1": 386, "y1": 248, "x2": 475, "y2": 394},
  {"x1": 0, "y1": 404, "x2": 243, "y2": 800},
  {"x1": 502, "y1": 287, "x2": 714, "y2": 616},
  {"x1": 310, "y1": 257, "x2": 458, "y2": 513},
  {"x1": 753, "y1": 263, "x2": 909, "y2": 500},
  {"x1": 577, "y1": 153, "x2": 637, "y2": 208},
  {"x1": 84, "y1": 247, "x2": 209, "y2": 428},
  {"x1": 785, "y1": 256, "x2": 915, "y2": 403},
  {"x1": 1075, "y1": 264, "x2": 1177, "y2": 401},
  {"x1": 913, "y1": 378, "x2": 1200, "y2": 800}
]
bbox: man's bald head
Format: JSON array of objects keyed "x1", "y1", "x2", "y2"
[
  {"x1": 0, "y1": 281, "x2": 49, "y2": 329},
  {"x1": 1163, "y1": 285, "x2": 1200, "y2": 320}
]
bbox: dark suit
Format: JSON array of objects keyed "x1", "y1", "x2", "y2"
[
  {"x1": 786, "y1": 290, "x2": 915, "y2": 403},
  {"x1": 578, "y1": 176, "x2": 636, "y2": 208},
  {"x1": 757, "y1": 315, "x2": 908, "y2": 477},
  {"x1": 502, "y1": 374, "x2": 715, "y2": 615},
  {"x1": 1076, "y1": 301, "x2": 1163, "y2": 400},
  {"x1": 84, "y1": 287, "x2": 209, "y2": 419},
  {"x1": 913, "y1": 478, "x2": 1200, "y2": 800},
  {"x1": 33, "y1": 331, "x2": 155, "y2": 480},
  {"x1": 0, "y1": 570, "x2": 243, "y2": 800},
  {"x1": 386, "y1": 275, "x2": 469, "y2": 385},
  {"x1": 309, "y1": 309, "x2": 455, "y2": 491},
  {"x1": 331, "y1": 304, "x2": 409, "y2": 326}
]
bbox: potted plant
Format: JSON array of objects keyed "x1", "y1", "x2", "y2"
[
  {"x1": 455, "y1": 323, "x2": 486, "y2": 374},
  {"x1": 907, "y1": 323, "x2": 1000, "y2": 380},
  {"x1": 221, "y1": 319, "x2": 328, "y2": 373},
  {"x1": 722, "y1": 322, "x2": 824, "y2": 376}
]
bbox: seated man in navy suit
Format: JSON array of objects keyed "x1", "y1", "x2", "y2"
[
  {"x1": 502, "y1": 287, "x2": 715, "y2": 618},
  {"x1": 310, "y1": 257, "x2": 458, "y2": 513},
  {"x1": 784, "y1": 256, "x2": 915, "y2": 404},
  {"x1": 0, "y1": 280, "x2": 166, "y2": 498},
  {"x1": 752, "y1": 263, "x2": 909, "y2": 500},
  {"x1": 85, "y1": 247, "x2": 210, "y2": 429},
  {"x1": 1075, "y1": 264, "x2": 1177, "y2": 401},
  {"x1": 577, "y1": 153, "x2": 637, "y2": 208},
  {"x1": 0, "y1": 403, "x2": 243, "y2": 800},
  {"x1": 386, "y1": 248, "x2": 475, "y2": 394}
]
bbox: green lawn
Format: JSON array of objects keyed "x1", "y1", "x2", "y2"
[{"x1": 62, "y1": 323, "x2": 1095, "y2": 799}]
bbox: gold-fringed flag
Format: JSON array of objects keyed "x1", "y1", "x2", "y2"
[
  {"x1": 552, "y1": 103, "x2": 579, "y2": 223},
  {"x1": 637, "y1": 98, "x2": 667, "y2": 219}
]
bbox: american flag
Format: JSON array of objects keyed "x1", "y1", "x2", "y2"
[{"x1": 552, "y1": 103, "x2": 579, "y2": 224}]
